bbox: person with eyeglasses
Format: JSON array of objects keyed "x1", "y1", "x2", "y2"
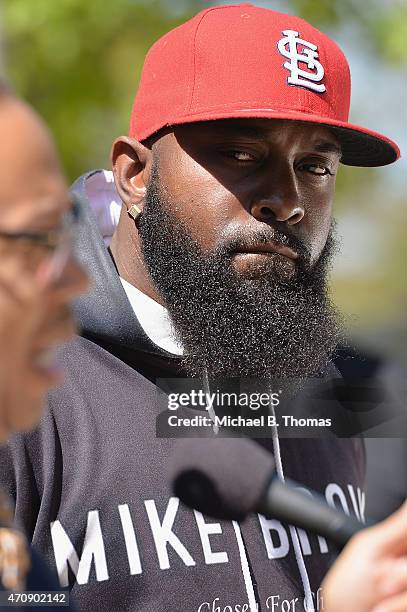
[{"x1": 0, "y1": 89, "x2": 88, "y2": 607}]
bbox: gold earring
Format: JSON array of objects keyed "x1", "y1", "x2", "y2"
[{"x1": 128, "y1": 203, "x2": 142, "y2": 221}]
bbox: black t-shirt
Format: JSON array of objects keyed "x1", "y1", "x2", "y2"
[{"x1": 0, "y1": 337, "x2": 365, "y2": 612}]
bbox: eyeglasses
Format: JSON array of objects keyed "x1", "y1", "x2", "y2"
[
  {"x1": 0, "y1": 195, "x2": 80, "y2": 250},
  {"x1": 0, "y1": 195, "x2": 81, "y2": 283}
]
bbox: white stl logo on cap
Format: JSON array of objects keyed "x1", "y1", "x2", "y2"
[{"x1": 278, "y1": 29, "x2": 326, "y2": 93}]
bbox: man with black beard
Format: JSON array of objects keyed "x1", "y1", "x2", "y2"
[
  {"x1": 0, "y1": 5, "x2": 400, "y2": 612},
  {"x1": 137, "y1": 163, "x2": 340, "y2": 381}
]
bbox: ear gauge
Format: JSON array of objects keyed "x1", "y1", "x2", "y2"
[{"x1": 128, "y1": 203, "x2": 142, "y2": 223}]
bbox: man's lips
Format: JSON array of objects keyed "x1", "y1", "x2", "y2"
[{"x1": 232, "y1": 242, "x2": 299, "y2": 261}]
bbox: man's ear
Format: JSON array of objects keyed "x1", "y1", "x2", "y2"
[{"x1": 111, "y1": 136, "x2": 152, "y2": 211}]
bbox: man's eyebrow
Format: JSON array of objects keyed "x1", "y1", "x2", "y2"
[
  {"x1": 313, "y1": 141, "x2": 342, "y2": 157},
  {"x1": 197, "y1": 123, "x2": 344, "y2": 156}
]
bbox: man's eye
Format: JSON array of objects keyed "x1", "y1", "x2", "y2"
[
  {"x1": 302, "y1": 164, "x2": 334, "y2": 176},
  {"x1": 223, "y1": 150, "x2": 256, "y2": 162}
]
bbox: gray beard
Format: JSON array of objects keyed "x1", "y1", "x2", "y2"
[{"x1": 138, "y1": 172, "x2": 344, "y2": 380}]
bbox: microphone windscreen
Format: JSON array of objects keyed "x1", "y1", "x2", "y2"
[{"x1": 170, "y1": 437, "x2": 274, "y2": 520}]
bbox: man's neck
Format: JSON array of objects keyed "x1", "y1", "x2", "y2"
[{"x1": 109, "y1": 207, "x2": 164, "y2": 306}]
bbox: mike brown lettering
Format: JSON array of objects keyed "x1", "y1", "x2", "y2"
[{"x1": 49, "y1": 487, "x2": 364, "y2": 587}]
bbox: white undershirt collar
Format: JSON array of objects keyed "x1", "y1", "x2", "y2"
[{"x1": 119, "y1": 277, "x2": 184, "y2": 356}]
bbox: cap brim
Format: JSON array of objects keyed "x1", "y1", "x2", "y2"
[{"x1": 164, "y1": 108, "x2": 400, "y2": 167}]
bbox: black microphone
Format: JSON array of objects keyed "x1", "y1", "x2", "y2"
[{"x1": 170, "y1": 437, "x2": 367, "y2": 549}]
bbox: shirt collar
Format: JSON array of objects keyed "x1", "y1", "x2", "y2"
[{"x1": 120, "y1": 277, "x2": 184, "y2": 356}]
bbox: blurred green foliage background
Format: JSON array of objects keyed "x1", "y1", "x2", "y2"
[{"x1": 2, "y1": 0, "x2": 406, "y2": 355}]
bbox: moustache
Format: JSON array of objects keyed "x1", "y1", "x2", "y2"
[{"x1": 218, "y1": 227, "x2": 312, "y2": 267}]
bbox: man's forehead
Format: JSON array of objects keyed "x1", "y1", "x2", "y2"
[
  {"x1": 0, "y1": 165, "x2": 68, "y2": 225},
  {"x1": 0, "y1": 97, "x2": 68, "y2": 222},
  {"x1": 166, "y1": 118, "x2": 341, "y2": 150}
]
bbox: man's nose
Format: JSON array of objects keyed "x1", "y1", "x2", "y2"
[
  {"x1": 250, "y1": 198, "x2": 304, "y2": 225},
  {"x1": 250, "y1": 174, "x2": 304, "y2": 225}
]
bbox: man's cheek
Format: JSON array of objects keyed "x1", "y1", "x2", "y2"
[
  {"x1": 308, "y1": 217, "x2": 333, "y2": 264},
  {"x1": 175, "y1": 207, "x2": 223, "y2": 254}
]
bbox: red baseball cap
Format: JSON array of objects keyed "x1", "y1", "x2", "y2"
[{"x1": 130, "y1": 3, "x2": 400, "y2": 167}]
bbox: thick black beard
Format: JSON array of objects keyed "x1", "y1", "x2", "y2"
[{"x1": 138, "y1": 172, "x2": 344, "y2": 379}]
